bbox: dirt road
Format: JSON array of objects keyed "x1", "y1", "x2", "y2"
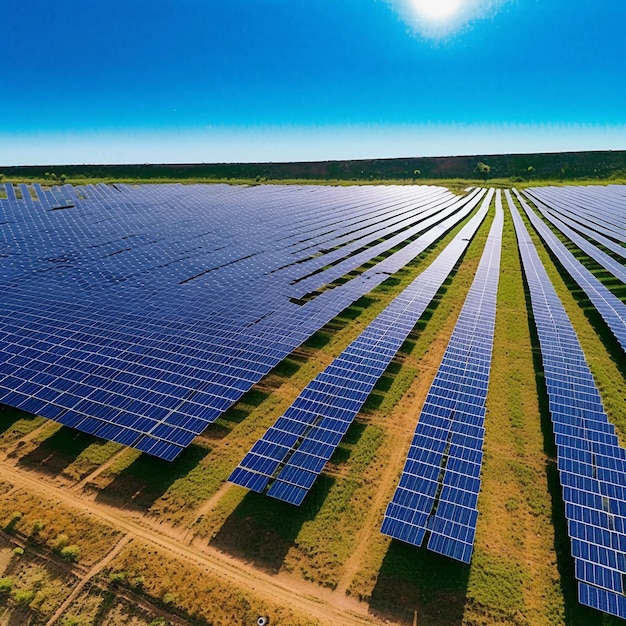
[{"x1": 0, "y1": 462, "x2": 382, "y2": 626}]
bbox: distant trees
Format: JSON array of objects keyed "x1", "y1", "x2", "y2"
[
  {"x1": 44, "y1": 172, "x2": 67, "y2": 184},
  {"x1": 474, "y1": 162, "x2": 491, "y2": 181}
]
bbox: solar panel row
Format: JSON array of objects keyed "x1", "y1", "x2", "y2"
[
  {"x1": 524, "y1": 187, "x2": 626, "y2": 261},
  {"x1": 229, "y1": 189, "x2": 493, "y2": 504},
  {"x1": 1, "y1": 182, "x2": 480, "y2": 460},
  {"x1": 380, "y1": 190, "x2": 503, "y2": 564},
  {"x1": 290, "y1": 189, "x2": 483, "y2": 297},
  {"x1": 507, "y1": 190, "x2": 626, "y2": 620},
  {"x1": 525, "y1": 185, "x2": 626, "y2": 244},
  {"x1": 512, "y1": 189, "x2": 626, "y2": 355},
  {"x1": 521, "y1": 191, "x2": 626, "y2": 283}
]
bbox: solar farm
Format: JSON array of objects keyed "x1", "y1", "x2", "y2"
[{"x1": 1, "y1": 181, "x2": 626, "y2": 625}]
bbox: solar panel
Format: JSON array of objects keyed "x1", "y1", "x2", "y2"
[
  {"x1": 521, "y1": 191, "x2": 626, "y2": 283},
  {"x1": 512, "y1": 189, "x2": 626, "y2": 355},
  {"x1": 524, "y1": 188, "x2": 626, "y2": 261},
  {"x1": 1, "y1": 182, "x2": 480, "y2": 460},
  {"x1": 507, "y1": 189, "x2": 626, "y2": 620},
  {"x1": 381, "y1": 190, "x2": 503, "y2": 563},
  {"x1": 526, "y1": 185, "x2": 626, "y2": 243},
  {"x1": 229, "y1": 189, "x2": 493, "y2": 504}
]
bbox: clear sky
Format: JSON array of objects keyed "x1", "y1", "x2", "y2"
[{"x1": 1, "y1": 0, "x2": 625, "y2": 165}]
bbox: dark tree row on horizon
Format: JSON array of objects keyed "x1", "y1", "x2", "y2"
[{"x1": 2, "y1": 149, "x2": 625, "y2": 182}]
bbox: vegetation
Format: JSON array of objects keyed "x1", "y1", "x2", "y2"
[
  {"x1": 106, "y1": 539, "x2": 318, "y2": 626},
  {"x1": 0, "y1": 490, "x2": 120, "y2": 566},
  {"x1": 0, "y1": 406, "x2": 46, "y2": 447},
  {"x1": 474, "y1": 160, "x2": 492, "y2": 181},
  {"x1": 0, "y1": 534, "x2": 170, "y2": 625},
  {"x1": 2, "y1": 149, "x2": 625, "y2": 184}
]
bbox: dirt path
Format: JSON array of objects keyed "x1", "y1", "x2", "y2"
[
  {"x1": 0, "y1": 462, "x2": 383, "y2": 626},
  {"x1": 45, "y1": 534, "x2": 132, "y2": 626},
  {"x1": 182, "y1": 481, "x2": 232, "y2": 544},
  {"x1": 72, "y1": 446, "x2": 128, "y2": 492},
  {"x1": 335, "y1": 330, "x2": 453, "y2": 596}
]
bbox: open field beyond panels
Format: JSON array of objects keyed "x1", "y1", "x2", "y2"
[{"x1": 0, "y1": 182, "x2": 625, "y2": 626}]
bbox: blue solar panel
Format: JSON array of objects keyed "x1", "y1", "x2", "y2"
[
  {"x1": 579, "y1": 580, "x2": 626, "y2": 619},
  {"x1": 524, "y1": 186, "x2": 626, "y2": 255},
  {"x1": 2, "y1": 181, "x2": 480, "y2": 459},
  {"x1": 382, "y1": 190, "x2": 503, "y2": 564},
  {"x1": 512, "y1": 189, "x2": 626, "y2": 354},
  {"x1": 524, "y1": 192, "x2": 626, "y2": 280},
  {"x1": 229, "y1": 189, "x2": 492, "y2": 503},
  {"x1": 507, "y1": 189, "x2": 626, "y2": 620}
]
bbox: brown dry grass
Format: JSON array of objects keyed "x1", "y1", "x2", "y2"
[
  {"x1": 0, "y1": 490, "x2": 121, "y2": 567},
  {"x1": 106, "y1": 538, "x2": 319, "y2": 626}
]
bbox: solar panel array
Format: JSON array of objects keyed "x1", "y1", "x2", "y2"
[
  {"x1": 521, "y1": 191, "x2": 626, "y2": 283},
  {"x1": 507, "y1": 190, "x2": 626, "y2": 620},
  {"x1": 229, "y1": 189, "x2": 493, "y2": 504},
  {"x1": 526, "y1": 185, "x2": 626, "y2": 246},
  {"x1": 1, "y1": 182, "x2": 482, "y2": 460},
  {"x1": 512, "y1": 189, "x2": 626, "y2": 355},
  {"x1": 380, "y1": 190, "x2": 503, "y2": 563},
  {"x1": 524, "y1": 187, "x2": 626, "y2": 261},
  {"x1": 3, "y1": 179, "x2": 626, "y2": 618}
]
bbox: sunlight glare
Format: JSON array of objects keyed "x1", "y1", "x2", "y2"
[
  {"x1": 390, "y1": 0, "x2": 508, "y2": 38},
  {"x1": 410, "y1": 0, "x2": 464, "y2": 21}
]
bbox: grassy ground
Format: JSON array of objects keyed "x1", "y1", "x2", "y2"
[
  {"x1": 2, "y1": 176, "x2": 626, "y2": 197},
  {"x1": 0, "y1": 534, "x2": 186, "y2": 626},
  {"x1": 0, "y1": 487, "x2": 121, "y2": 568},
  {"x1": 346, "y1": 200, "x2": 564, "y2": 625},
  {"x1": 0, "y1": 536, "x2": 77, "y2": 622},
  {"x1": 105, "y1": 539, "x2": 320, "y2": 626}
]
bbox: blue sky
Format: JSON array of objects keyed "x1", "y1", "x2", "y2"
[{"x1": 1, "y1": 0, "x2": 625, "y2": 165}]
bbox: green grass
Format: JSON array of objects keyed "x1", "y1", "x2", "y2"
[
  {"x1": 0, "y1": 407, "x2": 46, "y2": 446},
  {"x1": 499, "y1": 193, "x2": 626, "y2": 625},
  {"x1": 351, "y1": 197, "x2": 575, "y2": 625},
  {"x1": 4, "y1": 176, "x2": 626, "y2": 198},
  {"x1": 62, "y1": 439, "x2": 124, "y2": 481},
  {"x1": 0, "y1": 489, "x2": 121, "y2": 567},
  {"x1": 285, "y1": 424, "x2": 385, "y2": 588}
]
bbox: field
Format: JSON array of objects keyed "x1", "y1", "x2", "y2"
[{"x1": 1, "y1": 184, "x2": 625, "y2": 625}]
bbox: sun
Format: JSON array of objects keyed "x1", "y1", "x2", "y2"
[
  {"x1": 409, "y1": 0, "x2": 464, "y2": 21},
  {"x1": 391, "y1": 0, "x2": 507, "y2": 38}
]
